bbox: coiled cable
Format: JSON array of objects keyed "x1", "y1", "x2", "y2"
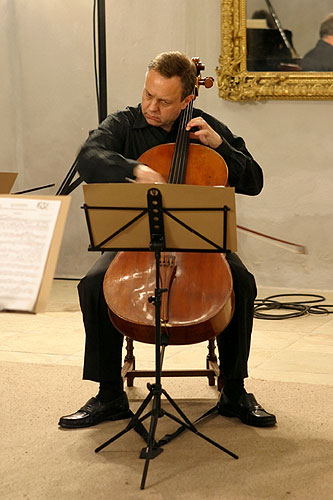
[{"x1": 254, "y1": 293, "x2": 333, "y2": 319}]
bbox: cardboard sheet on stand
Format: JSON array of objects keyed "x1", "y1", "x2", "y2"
[
  {"x1": 0, "y1": 172, "x2": 18, "y2": 194},
  {"x1": 0, "y1": 194, "x2": 71, "y2": 313},
  {"x1": 83, "y1": 183, "x2": 237, "y2": 252}
]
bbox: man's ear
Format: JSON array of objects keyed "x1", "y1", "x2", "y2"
[{"x1": 181, "y1": 94, "x2": 194, "y2": 109}]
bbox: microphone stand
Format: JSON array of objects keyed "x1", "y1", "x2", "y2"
[{"x1": 14, "y1": 183, "x2": 55, "y2": 195}]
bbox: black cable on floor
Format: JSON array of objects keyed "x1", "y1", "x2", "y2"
[
  {"x1": 254, "y1": 293, "x2": 333, "y2": 319},
  {"x1": 54, "y1": 277, "x2": 80, "y2": 281}
]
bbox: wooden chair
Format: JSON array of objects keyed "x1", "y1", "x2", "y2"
[{"x1": 121, "y1": 336, "x2": 223, "y2": 391}]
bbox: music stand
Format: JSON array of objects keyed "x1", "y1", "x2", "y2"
[{"x1": 82, "y1": 183, "x2": 238, "y2": 490}]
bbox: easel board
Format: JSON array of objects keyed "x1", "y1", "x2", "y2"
[
  {"x1": 0, "y1": 194, "x2": 71, "y2": 312},
  {"x1": 0, "y1": 172, "x2": 18, "y2": 194},
  {"x1": 83, "y1": 183, "x2": 237, "y2": 252}
]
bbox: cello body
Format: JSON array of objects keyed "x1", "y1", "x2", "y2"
[{"x1": 103, "y1": 142, "x2": 235, "y2": 345}]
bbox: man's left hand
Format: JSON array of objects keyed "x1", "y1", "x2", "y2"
[{"x1": 186, "y1": 117, "x2": 222, "y2": 149}]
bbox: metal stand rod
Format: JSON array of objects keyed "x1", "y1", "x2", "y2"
[
  {"x1": 97, "y1": 0, "x2": 107, "y2": 122},
  {"x1": 56, "y1": 0, "x2": 107, "y2": 196}
]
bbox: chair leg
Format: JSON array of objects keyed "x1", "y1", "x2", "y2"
[
  {"x1": 206, "y1": 338, "x2": 224, "y2": 391},
  {"x1": 122, "y1": 336, "x2": 221, "y2": 390},
  {"x1": 206, "y1": 338, "x2": 219, "y2": 386},
  {"x1": 121, "y1": 337, "x2": 135, "y2": 387}
]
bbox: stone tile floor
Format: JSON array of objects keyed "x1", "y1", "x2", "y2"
[{"x1": 1, "y1": 279, "x2": 332, "y2": 399}]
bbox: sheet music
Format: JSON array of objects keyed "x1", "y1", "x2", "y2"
[{"x1": 0, "y1": 197, "x2": 61, "y2": 311}]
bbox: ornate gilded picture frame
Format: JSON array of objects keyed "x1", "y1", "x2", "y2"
[{"x1": 217, "y1": 0, "x2": 333, "y2": 101}]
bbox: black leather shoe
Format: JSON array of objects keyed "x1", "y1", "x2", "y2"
[
  {"x1": 218, "y1": 391, "x2": 276, "y2": 427},
  {"x1": 58, "y1": 392, "x2": 131, "y2": 429}
]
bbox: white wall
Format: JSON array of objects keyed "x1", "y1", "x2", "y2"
[{"x1": 2, "y1": 0, "x2": 333, "y2": 291}]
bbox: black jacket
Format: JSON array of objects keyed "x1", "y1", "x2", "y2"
[
  {"x1": 301, "y1": 39, "x2": 333, "y2": 71},
  {"x1": 77, "y1": 104, "x2": 263, "y2": 196}
]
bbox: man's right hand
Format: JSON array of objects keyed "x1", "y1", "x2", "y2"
[{"x1": 133, "y1": 164, "x2": 165, "y2": 183}]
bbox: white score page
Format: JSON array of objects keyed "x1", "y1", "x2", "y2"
[{"x1": 0, "y1": 197, "x2": 61, "y2": 311}]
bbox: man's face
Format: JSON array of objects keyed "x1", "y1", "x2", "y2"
[{"x1": 141, "y1": 69, "x2": 193, "y2": 132}]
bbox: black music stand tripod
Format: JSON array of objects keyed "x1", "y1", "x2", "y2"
[{"x1": 83, "y1": 185, "x2": 238, "y2": 490}]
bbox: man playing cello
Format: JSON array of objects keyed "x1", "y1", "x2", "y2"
[{"x1": 59, "y1": 51, "x2": 276, "y2": 429}]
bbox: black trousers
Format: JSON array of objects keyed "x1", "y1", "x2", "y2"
[{"x1": 78, "y1": 252, "x2": 257, "y2": 383}]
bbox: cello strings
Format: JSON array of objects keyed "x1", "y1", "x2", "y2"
[
  {"x1": 169, "y1": 108, "x2": 186, "y2": 184},
  {"x1": 168, "y1": 113, "x2": 182, "y2": 184},
  {"x1": 174, "y1": 110, "x2": 187, "y2": 184},
  {"x1": 174, "y1": 105, "x2": 189, "y2": 184},
  {"x1": 176, "y1": 102, "x2": 192, "y2": 184},
  {"x1": 168, "y1": 98, "x2": 193, "y2": 184}
]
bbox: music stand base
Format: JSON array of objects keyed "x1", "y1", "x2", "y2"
[
  {"x1": 95, "y1": 381, "x2": 238, "y2": 490},
  {"x1": 140, "y1": 445, "x2": 163, "y2": 459}
]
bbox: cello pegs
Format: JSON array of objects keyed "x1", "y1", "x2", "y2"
[{"x1": 198, "y1": 77, "x2": 214, "y2": 88}]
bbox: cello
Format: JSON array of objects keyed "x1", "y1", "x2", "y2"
[{"x1": 103, "y1": 58, "x2": 234, "y2": 346}]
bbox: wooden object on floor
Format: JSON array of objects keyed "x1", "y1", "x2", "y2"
[{"x1": 121, "y1": 336, "x2": 223, "y2": 392}]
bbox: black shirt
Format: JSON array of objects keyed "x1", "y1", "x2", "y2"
[{"x1": 77, "y1": 104, "x2": 263, "y2": 196}]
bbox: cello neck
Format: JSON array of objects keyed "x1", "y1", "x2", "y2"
[{"x1": 167, "y1": 57, "x2": 214, "y2": 185}]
